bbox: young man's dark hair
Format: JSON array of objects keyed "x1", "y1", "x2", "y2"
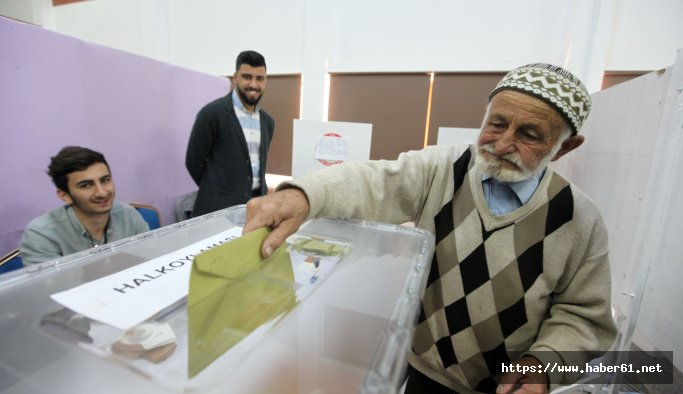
[
  {"x1": 20, "y1": 146, "x2": 149, "y2": 265},
  {"x1": 47, "y1": 146, "x2": 109, "y2": 193},
  {"x1": 236, "y1": 50, "x2": 267, "y2": 72}
]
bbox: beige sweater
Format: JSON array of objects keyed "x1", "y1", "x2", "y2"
[{"x1": 286, "y1": 145, "x2": 616, "y2": 392}]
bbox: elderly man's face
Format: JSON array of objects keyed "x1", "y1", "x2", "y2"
[{"x1": 475, "y1": 90, "x2": 569, "y2": 182}]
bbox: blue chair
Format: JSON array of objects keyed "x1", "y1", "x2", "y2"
[
  {"x1": 0, "y1": 249, "x2": 23, "y2": 274},
  {"x1": 130, "y1": 203, "x2": 162, "y2": 230}
]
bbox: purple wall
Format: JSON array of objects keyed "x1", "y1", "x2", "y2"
[{"x1": 0, "y1": 17, "x2": 229, "y2": 255}]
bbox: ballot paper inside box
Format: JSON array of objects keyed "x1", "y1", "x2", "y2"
[{"x1": 0, "y1": 206, "x2": 434, "y2": 394}]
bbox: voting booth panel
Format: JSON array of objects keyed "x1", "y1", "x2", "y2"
[
  {"x1": 0, "y1": 206, "x2": 433, "y2": 394},
  {"x1": 436, "y1": 127, "x2": 480, "y2": 147},
  {"x1": 551, "y1": 49, "x2": 683, "y2": 383}
]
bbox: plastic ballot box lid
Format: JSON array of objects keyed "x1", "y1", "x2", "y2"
[{"x1": 0, "y1": 206, "x2": 434, "y2": 394}]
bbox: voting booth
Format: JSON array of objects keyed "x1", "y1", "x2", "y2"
[
  {"x1": 0, "y1": 206, "x2": 434, "y2": 394},
  {"x1": 436, "y1": 127, "x2": 480, "y2": 146},
  {"x1": 550, "y1": 50, "x2": 683, "y2": 390}
]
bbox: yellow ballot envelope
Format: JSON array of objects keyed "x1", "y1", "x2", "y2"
[{"x1": 187, "y1": 228, "x2": 297, "y2": 378}]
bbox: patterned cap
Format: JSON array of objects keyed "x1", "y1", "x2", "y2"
[{"x1": 489, "y1": 63, "x2": 591, "y2": 134}]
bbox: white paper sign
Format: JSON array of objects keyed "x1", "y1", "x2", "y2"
[
  {"x1": 315, "y1": 135, "x2": 349, "y2": 161},
  {"x1": 51, "y1": 227, "x2": 243, "y2": 330},
  {"x1": 292, "y1": 120, "x2": 372, "y2": 178}
]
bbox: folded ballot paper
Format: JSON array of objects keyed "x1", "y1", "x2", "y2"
[{"x1": 187, "y1": 228, "x2": 351, "y2": 377}]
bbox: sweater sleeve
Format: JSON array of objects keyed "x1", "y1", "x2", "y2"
[
  {"x1": 525, "y1": 213, "x2": 617, "y2": 384},
  {"x1": 280, "y1": 146, "x2": 459, "y2": 225}
]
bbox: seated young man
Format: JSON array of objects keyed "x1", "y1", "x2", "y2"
[{"x1": 20, "y1": 146, "x2": 149, "y2": 265}]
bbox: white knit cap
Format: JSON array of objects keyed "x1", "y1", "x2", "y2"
[{"x1": 489, "y1": 63, "x2": 591, "y2": 134}]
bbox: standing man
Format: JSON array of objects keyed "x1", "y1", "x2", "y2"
[
  {"x1": 20, "y1": 146, "x2": 149, "y2": 265},
  {"x1": 244, "y1": 64, "x2": 616, "y2": 393},
  {"x1": 186, "y1": 50, "x2": 275, "y2": 217}
]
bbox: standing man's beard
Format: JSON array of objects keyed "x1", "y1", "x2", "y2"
[{"x1": 237, "y1": 87, "x2": 263, "y2": 107}]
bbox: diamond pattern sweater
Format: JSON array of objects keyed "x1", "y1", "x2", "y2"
[{"x1": 286, "y1": 145, "x2": 616, "y2": 392}]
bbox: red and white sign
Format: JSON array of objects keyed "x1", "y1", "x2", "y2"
[
  {"x1": 315, "y1": 132, "x2": 348, "y2": 166},
  {"x1": 292, "y1": 120, "x2": 372, "y2": 178}
]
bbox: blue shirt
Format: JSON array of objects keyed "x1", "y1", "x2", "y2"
[
  {"x1": 232, "y1": 90, "x2": 262, "y2": 190},
  {"x1": 481, "y1": 171, "x2": 544, "y2": 216}
]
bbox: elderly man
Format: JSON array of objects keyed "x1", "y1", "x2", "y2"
[{"x1": 244, "y1": 64, "x2": 616, "y2": 393}]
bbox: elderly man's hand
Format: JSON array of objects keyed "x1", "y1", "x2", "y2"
[
  {"x1": 244, "y1": 188, "x2": 310, "y2": 258},
  {"x1": 497, "y1": 356, "x2": 549, "y2": 394}
]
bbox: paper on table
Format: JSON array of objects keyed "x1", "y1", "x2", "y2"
[
  {"x1": 50, "y1": 227, "x2": 243, "y2": 331},
  {"x1": 187, "y1": 228, "x2": 297, "y2": 378}
]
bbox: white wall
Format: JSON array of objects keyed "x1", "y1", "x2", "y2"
[
  {"x1": 48, "y1": 0, "x2": 171, "y2": 63},
  {"x1": 2, "y1": 0, "x2": 683, "y2": 119},
  {"x1": 0, "y1": 0, "x2": 35, "y2": 24},
  {"x1": 169, "y1": 0, "x2": 305, "y2": 75},
  {"x1": 607, "y1": 0, "x2": 683, "y2": 70},
  {"x1": 328, "y1": 0, "x2": 572, "y2": 72},
  {"x1": 15, "y1": 0, "x2": 680, "y2": 72}
]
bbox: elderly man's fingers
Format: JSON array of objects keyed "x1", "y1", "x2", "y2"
[
  {"x1": 244, "y1": 189, "x2": 309, "y2": 231},
  {"x1": 243, "y1": 196, "x2": 274, "y2": 234},
  {"x1": 261, "y1": 219, "x2": 299, "y2": 258},
  {"x1": 496, "y1": 381, "x2": 518, "y2": 393},
  {"x1": 243, "y1": 188, "x2": 311, "y2": 257}
]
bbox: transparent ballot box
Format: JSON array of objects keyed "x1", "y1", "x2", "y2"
[{"x1": 0, "y1": 206, "x2": 434, "y2": 394}]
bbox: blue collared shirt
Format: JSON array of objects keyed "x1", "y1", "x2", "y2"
[
  {"x1": 232, "y1": 90, "x2": 262, "y2": 190},
  {"x1": 481, "y1": 170, "x2": 545, "y2": 216}
]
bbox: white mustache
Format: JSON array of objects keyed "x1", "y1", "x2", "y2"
[{"x1": 479, "y1": 144, "x2": 523, "y2": 168}]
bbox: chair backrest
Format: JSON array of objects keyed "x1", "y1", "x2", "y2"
[
  {"x1": 0, "y1": 249, "x2": 23, "y2": 274},
  {"x1": 130, "y1": 203, "x2": 161, "y2": 230},
  {"x1": 175, "y1": 190, "x2": 197, "y2": 222}
]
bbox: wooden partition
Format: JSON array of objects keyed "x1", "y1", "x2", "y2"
[
  {"x1": 601, "y1": 71, "x2": 647, "y2": 90},
  {"x1": 326, "y1": 73, "x2": 509, "y2": 160},
  {"x1": 427, "y1": 73, "x2": 505, "y2": 146},
  {"x1": 261, "y1": 74, "x2": 301, "y2": 176},
  {"x1": 328, "y1": 74, "x2": 430, "y2": 160}
]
